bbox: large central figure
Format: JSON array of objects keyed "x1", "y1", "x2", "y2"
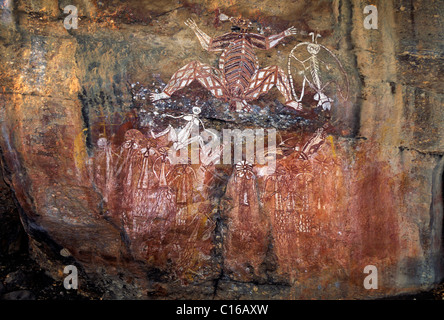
[{"x1": 150, "y1": 16, "x2": 302, "y2": 112}]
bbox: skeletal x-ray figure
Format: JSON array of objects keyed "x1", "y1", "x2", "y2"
[
  {"x1": 151, "y1": 15, "x2": 302, "y2": 112},
  {"x1": 288, "y1": 32, "x2": 349, "y2": 110}
]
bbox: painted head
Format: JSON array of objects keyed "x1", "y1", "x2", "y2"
[
  {"x1": 307, "y1": 43, "x2": 321, "y2": 55},
  {"x1": 97, "y1": 137, "x2": 109, "y2": 149},
  {"x1": 219, "y1": 13, "x2": 252, "y2": 32},
  {"x1": 307, "y1": 32, "x2": 322, "y2": 55},
  {"x1": 192, "y1": 106, "x2": 201, "y2": 115}
]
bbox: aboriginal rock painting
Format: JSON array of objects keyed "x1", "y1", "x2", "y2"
[
  {"x1": 150, "y1": 15, "x2": 302, "y2": 112},
  {"x1": 288, "y1": 32, "x2": 349, "y2": 110},
  {"x1": 93, "y1": 125, "x2": 221, "y2": 281},
  {"x1": 91, "y1": 14, "x2": 351, "y2": 283},
  {"x1": 220, "y1": 126, "x2": 349, "y2": 282}
]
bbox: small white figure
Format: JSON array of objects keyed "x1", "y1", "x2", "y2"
[{"x1": 151, "y1": 106, "x2": 216, "y2": 151}]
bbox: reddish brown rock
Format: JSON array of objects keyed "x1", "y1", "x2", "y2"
[{"x1": 0, "y1": 0, "x2": 442, "y2": 299}]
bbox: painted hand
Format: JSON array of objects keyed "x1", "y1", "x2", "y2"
[
  {"x1": 185, "y1": 18, "x2": 198, "y2": 30},
  {"x1": 284, "y1": 26, "x2": 298, "y2": 36},
  {"x1": 150, "y1": 92, "x2": 171, "y2": 102}
]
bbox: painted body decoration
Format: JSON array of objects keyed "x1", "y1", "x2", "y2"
[
  {"x1": 223, "y1": 160, "x2": 268, "y2": 281},
  {"x1": 151, "y1": 17, "x2": 302, "y2": 112}
]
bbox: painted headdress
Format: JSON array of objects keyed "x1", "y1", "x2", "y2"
[{"x1": 219, "y1": 13, "x2": 252, "y2": 31}]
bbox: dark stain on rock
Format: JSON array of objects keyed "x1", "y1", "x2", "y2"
[{"x1": 78, "y1": 88, "x2": 93, "y2": 155}]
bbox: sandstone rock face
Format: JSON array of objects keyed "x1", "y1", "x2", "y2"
[
  {"x1": 0, "y1": 0, "x2": 443, "y2": 299},
  {"x1": 0, "y1": 165, "x2": 25, "y2": 257}
]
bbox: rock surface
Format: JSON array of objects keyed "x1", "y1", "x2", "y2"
[
  {"x1": 2, "y1": 290, "x2": 36, "y2": 300},
  {"x1": 0, "y1": 0, "x2": 443, "y2": 299},
  {"x1": 0, "y1": 156, "x2": 26, "y2": 257},
  {"x1": 0, "y1": 251, "x2": 90, "y2": 300},
  {"x1": 4, "y1": 270, "x2": 27, "y2": 289}
]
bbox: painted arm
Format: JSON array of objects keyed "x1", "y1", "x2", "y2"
[
  {"x1": 265, "y1": 26, "x2": 299, "y2": 49},
  {"x1": 185, "y1": 18, "x2": 213, "y2": 51},
  {"x1": 185, "y1": 18, "x2": 231, "y2": 52}
]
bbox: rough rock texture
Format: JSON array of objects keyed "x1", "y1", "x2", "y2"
[
  {"x1": 0, "y1": 162, "x2": 26, "y2": 257},
  {"x1": 0, "y1": 0, "x2": 443, "y2": 299}
]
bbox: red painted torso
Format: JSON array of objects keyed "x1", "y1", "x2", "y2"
[{"x1": 213, "y1": 33, "x2": 266, "y2": 99}]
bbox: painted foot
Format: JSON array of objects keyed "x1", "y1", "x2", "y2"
[
  {"x1": 150, "y1": 92, "x2": 171, "y2": 102},
  {"x1": 314, "y1": 92, "x2": 333, "y2": 110},
  {"x1": 235, "y1": 100, "x2": 252, "y2": 112},
  {"x1": 285, "y1": 100, "x2": 303, "y2": 111}
]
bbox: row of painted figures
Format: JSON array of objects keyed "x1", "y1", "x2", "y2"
[{"x1": 93, "y1": 122, "x2": 333, "y2": 242}]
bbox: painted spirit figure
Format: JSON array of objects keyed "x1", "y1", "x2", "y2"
[
  {"x1": 150, "y1": 15, "x2": 302, "y2": 112},
  {"x1": 151, "y1": 106, "x2": 215, "y2": 151},
  {"x1": 288, "y1": 32, "x2": 349, "y2": 110}
]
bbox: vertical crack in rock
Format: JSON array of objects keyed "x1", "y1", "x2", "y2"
[
  {"x1": 78, "y1": 88, "x2": 93, "y2": 156},
  {"x1": 0, "y1": 145, "x2": 27, "y2": 256},
  {"x1": 440, "y1": 162, "x2": 444, "y2": 283},
  {"x1": 430, "y1": 155, "x2": 444, "y2": 283},
  {"x1": 344, "y1": 0, "x2": 364, "y2": 138},
  {"x1": 211, "y1": 167, "x2": 231, "y2": 298}
]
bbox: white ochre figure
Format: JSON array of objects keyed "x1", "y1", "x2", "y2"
[
  {"x1": 288, "y1": 32, "x2": 349, "y2": 110},
  {"x1": 151, "y1": 106, "x2": 217, "y2": 151}
]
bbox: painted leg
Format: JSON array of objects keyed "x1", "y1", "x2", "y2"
[
  {"x1": 150, "y1": 61, "x2": 226, "y2": 102},
  {"x1": 245, "y1": 66, "x2": 302, "y2": 111}
]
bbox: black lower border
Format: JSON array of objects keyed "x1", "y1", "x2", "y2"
[{"x1": 0, "y1": 299, "x2": 440, "y2": 318}]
